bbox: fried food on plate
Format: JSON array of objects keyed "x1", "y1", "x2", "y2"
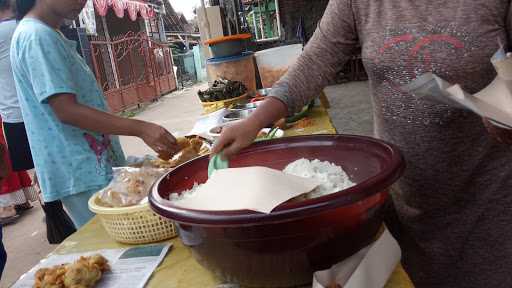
[
  {"x1": 151, "y1": 137, "x2": 209, "y2": 169},
  {"x1": 176, "y1": 137, "x2": 191, "y2": 150},
  {"x1": 169, "y1": 146, "x2": 199, "y2": 167},
  {"x1": 34, "y1": 254, "x2": 110, "y2": 288}
]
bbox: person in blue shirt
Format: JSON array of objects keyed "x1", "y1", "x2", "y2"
[{"x1": 10, "y1": 0, "x2": 180, "y2": 227}]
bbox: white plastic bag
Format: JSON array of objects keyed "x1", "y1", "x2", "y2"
[
  {"x1": 313, "y1": 229, "x2": 401, "y2": 288},
  {"x1": 97, "y1": 167, "x2": 166, "y2": 207}
]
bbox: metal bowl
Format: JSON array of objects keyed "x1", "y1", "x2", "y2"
[
  {"x1": 229, "y1": 101, "x2": 261, "y2": 112},
  {"x1": 222, "y1": 109, "x2": 255, "y2": 123},
  {"x1": 247, "y1": 88, "x2": 273, "y2": 98},
  {"x1": 207, "y1": 122, "x2": 238, "y2": 140}
]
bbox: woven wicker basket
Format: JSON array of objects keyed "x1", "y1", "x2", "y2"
[
  {"x1": 88, "y1": 193, "x2": 177, "y2": 244},
  {"x1": 201, "y1": 93, "x2": 247, "y2": 114}
]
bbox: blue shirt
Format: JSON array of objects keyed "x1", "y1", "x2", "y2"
[{"x1": 11, "y1": 18, "x2": 125, "y2": 201}]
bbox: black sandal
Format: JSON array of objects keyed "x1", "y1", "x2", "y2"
[
  {"x1": 15, "y1": 203, "x2": 33, "y2": 214},
  {"x1": 0, "y1": 214, "x2": 19, "y2": 226}
]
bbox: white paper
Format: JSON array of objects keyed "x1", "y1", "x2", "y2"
[
  {"x1": 12, "y1": 244, "x2": 171, "y2": 288},
  {"x1": 188, "y1": 108, "x2": 229, "y2": 138},
  {"x1": 403, "y1": 48, "x2": 512, "y2": 128},
  {"x1": 173, "y1": 167, "x2": 320, "y2": 213},
  {"x1": 492, "y1": 45, "x2": 512, "y2": 80},
  {"x1": 402, "y1": 73, "x2": 474, "y2": 110},
  {"x1": 313, "y1": 248, "x2": 370, "y2": 288},
  {"x1": 313, "y1": 229, "x2": 401, "y2": 288}
]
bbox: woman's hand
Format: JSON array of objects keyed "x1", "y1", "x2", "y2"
[
  {"x1": 137, "y1": 122, "x2": 179, "y2": 160},
  {"x1": 211, "y1": 119, "x2": 262, "y2": 159},
  {"x1": 212, "y1": 97, "x2": 289, "y2": 159}
]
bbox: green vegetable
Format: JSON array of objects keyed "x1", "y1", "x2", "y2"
[
  {"x1": 197, "y1": 79, "x2": 248, "y2": 103},
  {"x1": 286, "y1": 100, "x2": 315, "y2": 123}
]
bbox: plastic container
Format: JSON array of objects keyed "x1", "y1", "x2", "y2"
[
  {"x1": 88, "y1": 193, "x2": 177, "y2": 244},
  {"x1": 255, "y1": 44, "x2": 303, "y2": 88},
  {"x1": 149, "y1": 134, "x2": 405, "y2": 287},
  {"x1": 205, "y1": 34, "x2": 252, "y2": 58},
  {"x1": 207, "y1": 52, "x2": 257, "y2": 92}
]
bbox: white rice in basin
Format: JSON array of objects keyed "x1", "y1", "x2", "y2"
[
  {"x1": 169, "y1": 158, "x2": 355, "y2": 201},
  {"x1": 283, "y1": 158, "x2": 355, "y2": 199}
]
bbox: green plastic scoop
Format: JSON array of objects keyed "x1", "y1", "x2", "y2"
[{"x1": 208, "y1": 153, "x2": 229, "y2": 177}]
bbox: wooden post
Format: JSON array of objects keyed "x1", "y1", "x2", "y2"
[
  {"x1": 274, "y1": 0, "x2": 282, "y2": 39},
  {"x1": 199, "y1": 0, "x2": 212, "y2": 61},
  {"x1": 101, "y1": 16, "x2": 120, "y2": 89},
  {"x1": 200, "y1": 0, "x2": 212, "y2": 39}
]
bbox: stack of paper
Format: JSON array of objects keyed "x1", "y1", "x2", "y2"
[{"x1": 403, "y1": 47, "x2": 512, "y2": 128}]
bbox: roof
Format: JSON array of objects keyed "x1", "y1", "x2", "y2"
[{"x1": 162, "y1": 0, "x2": 188, "y2": 32}]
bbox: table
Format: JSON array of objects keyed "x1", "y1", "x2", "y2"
[{"x1": 50, "y1": 105, "x2": 414, "y2": 288}]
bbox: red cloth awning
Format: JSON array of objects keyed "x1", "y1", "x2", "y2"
[{"x1": 93, "y1": 0, "x2": 156, "y2": 21}]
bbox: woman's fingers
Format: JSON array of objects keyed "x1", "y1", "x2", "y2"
[
  {"x1": 221, "y1": 140, "x2": 243, "y2": 159},
  {"x1": 212, "y1": 120, "x2": 260, "y2": 159},
  {"x1": 211, "y1": 131, "x2": 234, "y2": 155}
]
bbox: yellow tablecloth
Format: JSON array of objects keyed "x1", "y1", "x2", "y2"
[
  {"x1": 49, "y1": 104, "x2": 414, "y2": 288},
  {"x1": 284, "y1": 106, "x2": 338, "y2": 137}
]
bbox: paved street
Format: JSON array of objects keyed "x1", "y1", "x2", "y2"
[
  {"x1": 1, "y1": 81, "x2": 372, "y2": 287},
  {"x1": 118, "y1": 83, "x2": 207, "y2": 157},
  {"x1": 0, "y1": 83, "x2": 208, "y2": 288},
  {"x1": 324, "y1": 81, "x2": 373, "y2": 136}
]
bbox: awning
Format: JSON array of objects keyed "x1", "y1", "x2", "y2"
[{"x1": 93, "y1": 0, "x2": 157, "y2": 21}]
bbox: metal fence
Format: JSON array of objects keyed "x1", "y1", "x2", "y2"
[
  {"x1": 89, "y1": 31, "x2": 177, "y2": 112},
  {"x1": 172, "y1": 51, "x2": 198, "y2": 89}
]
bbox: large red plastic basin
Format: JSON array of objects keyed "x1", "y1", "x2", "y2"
[{"x1": 150, "y1": 135, "x2": 405, "y2": 287}]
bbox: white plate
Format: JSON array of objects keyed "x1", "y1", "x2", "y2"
[
  {"x1": 258, "y1": 128, "x2": 284, "y2": 139},
  {"x1": 207, "y1": 121, "x2": 241, "y2": 140},
  {"x1": 207, "y1": 124, "x2": 284, "y2": 141}
]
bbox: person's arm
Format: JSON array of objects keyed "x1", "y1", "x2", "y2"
[
  {"x1": 14, "y1": 26, "x2": 178, "y2": 159},
  {"x1": 213, "y1": 0, "x2": 359, "y2": 157},
  {"x1": 48, "y1": 94, "x2": 178, "y2": 159}
]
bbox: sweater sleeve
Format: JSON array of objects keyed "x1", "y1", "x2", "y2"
[{"x1": 270, "y1": 0, "x2": 360, "y2": 114}]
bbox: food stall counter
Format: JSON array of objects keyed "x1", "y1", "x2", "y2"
[{"x1": 34, "y1": 104, "x2": 414, "y2": 288}]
